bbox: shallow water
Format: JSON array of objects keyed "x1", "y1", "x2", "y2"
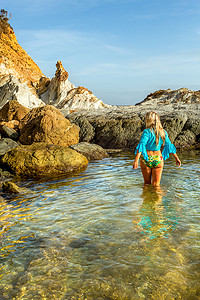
[{"x1": 0, "y1": 150, "x2": 199, "y2": 299}]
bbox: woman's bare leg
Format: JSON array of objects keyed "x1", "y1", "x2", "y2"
[
  {"x1": 151, "y1": 162, "x2": 164, "y2": 186},
  {"x1": 140, "y1": 160, "x2": 152, "y2": 184}
]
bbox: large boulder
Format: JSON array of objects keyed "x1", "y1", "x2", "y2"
[
  {"x1": 0, "y1": 100, "x2": 30, "y2": 122},
  {"x1": 0, "y1": 143, "x2": 89, "y2": 177},
  {"x1": 68, "y1": 111, "x2": 143, "y2": 148},
  {"x1": 19, "y1": 105, "x2": 79, "y2": 146},
  {"x1": 71, "y1": 142, "x2": 109, "y2": 161}
]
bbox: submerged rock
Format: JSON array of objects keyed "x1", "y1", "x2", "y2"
[
  {"x1": 71, "y1": 142, "x2": 109, "y2": 161},
  {"x1": 2, "y1": 181, "x2": 28, "y2": 194},
  {"x1": 0, "y1": 143, "x2": 89, "y2": 177},
  {"x1": 0, "y1": 168, "x2": 11, "y2": 179},
  {"x1": 19, "y1": 105, "x2": 79, "y2": 146}
]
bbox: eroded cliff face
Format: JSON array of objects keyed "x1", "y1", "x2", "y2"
[{"x1": 0, "y1": 16, "x2": 44, "y2": 87}]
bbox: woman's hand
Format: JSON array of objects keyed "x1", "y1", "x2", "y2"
[
  {"x1": 172, "y1": 153, "x2": 181, "y2": 167},
  {"x1": 133, "y1": 160, "x2": 139, "y2": 169},
  {"x1": 175, "y1": 157, "x2": 181, "y2": 167}
]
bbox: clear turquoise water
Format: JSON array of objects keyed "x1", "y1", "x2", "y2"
[{"x1": 0, "y1": 150, "x2": 199, "y2": 299}]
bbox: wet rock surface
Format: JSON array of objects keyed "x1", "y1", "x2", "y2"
[
  {"x1": 0, "y1": 143, "x2": 89, "y2": 178},
  {"x1": 2, "y1": 181, "x2": 29, "y2": 194},
  {"x1": 71, "y1": 142, "x2": 109, "y2": 161}
]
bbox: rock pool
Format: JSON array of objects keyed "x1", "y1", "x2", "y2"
[{"x1": 0, "y1": 150, "x2": 199, "y2": 299}]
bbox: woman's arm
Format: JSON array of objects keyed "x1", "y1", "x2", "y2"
[
  {"x1": 133, "y1": 152, "x2": 141, "y2": 169},
  {"x1": 172, "y1": 153, "x2": 181, "y2": 167}
]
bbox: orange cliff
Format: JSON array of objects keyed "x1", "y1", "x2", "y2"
[{"x1": 0, "y1": 12, "x2": 45, "y2": 87}]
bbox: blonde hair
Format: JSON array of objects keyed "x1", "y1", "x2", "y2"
[{"x1": 145, "y1": 111, "x2": 165, "y2": 145}]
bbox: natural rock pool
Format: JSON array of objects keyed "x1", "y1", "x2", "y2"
[{"x1": 0, "y1": 150, "x2": 199, "y2": 299}]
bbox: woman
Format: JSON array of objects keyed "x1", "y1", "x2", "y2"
[{"x1": 133, "y1": 111, "x2": 181, "y2": 186}]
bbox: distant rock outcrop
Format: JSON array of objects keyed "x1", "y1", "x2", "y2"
[{"x1": 136, "y1": 88, "x2": 200, "y2": 106}]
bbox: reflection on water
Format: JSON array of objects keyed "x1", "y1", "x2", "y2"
[{"x1": 0, "y1": 150, "x2": 199, "y2": 299}]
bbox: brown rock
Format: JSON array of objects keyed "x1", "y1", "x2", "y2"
[
  {"x1": 0, "y1": 120, "x2": 19, "y2": 130},
  {"x1": 71, "y1": 142, "x2": 109, "y2": 161},
  {"x1": 55, "y1": 60, "x2": 69, "y2": 82},
  {"x1": 0, "y1": 100, "x2": 30, "y2": 122},
  {"x1": 19, "y1": 105, "x2": 79, "y2": 146},
  {"x1": 0, "y1": 143, "x2": 88, "y2": 178},
  {"x1": 2, "y1": 181, "x2": 28, "y2": 194}
]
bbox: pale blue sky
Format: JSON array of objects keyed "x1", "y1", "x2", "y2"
[{"x1": 3, "y1": 0, "x2": 200, "y2": 105}]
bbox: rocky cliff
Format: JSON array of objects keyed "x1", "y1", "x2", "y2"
[
  {"x1": 0, "y1": 12, "x2": 44, "y2": 87},
  {"x1": 0, "y1": 14, "x2": 109, "y2": 112}
]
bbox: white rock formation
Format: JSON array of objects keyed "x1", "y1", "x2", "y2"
[
  {"x1": 39, "y1": 61, "x2": 110, "y2": 113},
  {"x1": 0, "y1": 75, "x2": 45, "y2": 109}
]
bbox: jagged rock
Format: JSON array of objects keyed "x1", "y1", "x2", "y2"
[
  {"x1": 0, "y1": 125, "x2": 18, "y2": 141},
  {"x1": 0, "y1": 138, "x2": 18, "y2": 155},
  {"x1": 2, "y1": 181, "x2": 28, "y2": 194},
  {"x1": 0, "y1": 75, "x2": 45, "y2": 109},
  {"x1": 0, "y1": 143, "x2": 89, "y2": 177},
  {"x1": 71, "y1": 142, "x2": 109, "y2": 161},
  {"x1": 40, "y1": 61, "x2": 75, "y2": 106},
  {"x1": 0, "y1": 100, "x2": 30, "y2": 122},
  {"x1": 40, "y1": 61, "x2": 110, "y2": 113},
  {"x1": 19, "y1": 105, "x2": 79, "y2": 146}
]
